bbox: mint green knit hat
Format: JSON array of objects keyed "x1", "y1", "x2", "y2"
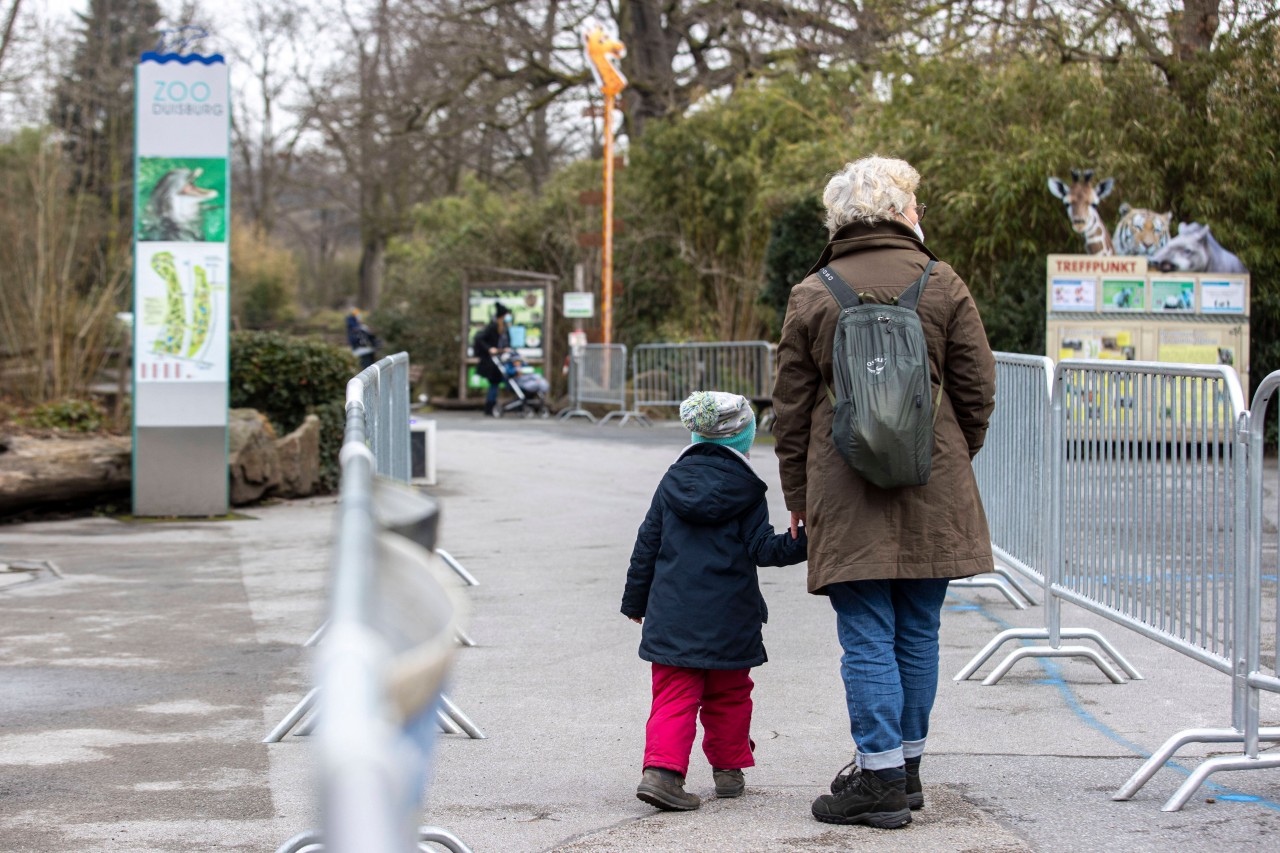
[{"x1": 679, "y1": 391, "x2": 756, "y2": 455}]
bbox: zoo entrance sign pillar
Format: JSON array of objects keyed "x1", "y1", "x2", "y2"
[{"x1": 132, "y1": 51, "x2": 231, "y2": 516}]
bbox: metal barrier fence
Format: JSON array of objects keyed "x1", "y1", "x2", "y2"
[
  {"x1": 632, "y1": 341, "x2": 774, "y2": 410},
  {"x1": 273, "y1": 354, "x2": 474, "y2": 853},
  {"x1": 956, "y1": 358, "x2": 1280, "y2": 810},
  {"x1": 1112, "y1": 369, "x2": 1280, "y2": 810},
  {"x1": 356, "y1": 352, "x2": 412, "y2": 481},
  {"x1": 559, "y1": 344, "x2": 648, "y2": 425},
  {"x1": 960, "y1": 353, "x2": 1055, "y2": 608}
]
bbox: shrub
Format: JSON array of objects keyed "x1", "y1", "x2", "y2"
[
  {"x1": 229, "y1": 330, "x2": 355, "y2": 490},
  {"x1": 21, "y1": 398, "x2": 107, "y2": 432}
]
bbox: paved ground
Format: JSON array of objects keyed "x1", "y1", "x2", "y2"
[{"x1": 2, "y1": 410, "x2": 1279, "y2": 852}]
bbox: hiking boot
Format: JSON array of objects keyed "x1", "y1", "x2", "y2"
[
  {"x1": 812, "y1": 764, "x2": 912, "y2": 828},
  {"x1": 905, "y1": 761, "x2": 923, "y2": 810},
  {"x1": 636, "y1": 767, "x2": 701, "y2": 811},
  {"x1": 713, "y1": 768, "x2": 745, "y2": 798}
]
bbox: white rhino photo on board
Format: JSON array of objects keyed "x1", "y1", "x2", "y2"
[
  {"x1": 1150, "y1": 222, "x2": 1248, "y2": 273},
  {"x1": 138, "y1": 166, "x2": 222, "y2": 242}
]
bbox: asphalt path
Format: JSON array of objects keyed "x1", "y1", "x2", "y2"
[{"x1": 1, "y1": 410, "x2": 1278, "y2": 852}]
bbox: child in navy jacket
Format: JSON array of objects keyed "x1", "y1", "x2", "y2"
[{"x1": 621, "y1": 391, "x2": 808, "y2": 811}]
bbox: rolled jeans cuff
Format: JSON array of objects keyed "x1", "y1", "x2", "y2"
[
  {"x1": 857, "y1": 746, "x2": 905, "y2": 771},
  {"x1": 902, "y1": 738, "x2": 926, "y2": 760}
]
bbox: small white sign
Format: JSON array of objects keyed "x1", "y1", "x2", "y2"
[
  {"x1": 1199, "y1": 277, "x2": 1246, "y2": 314},
  {"x1": 564, "y1": 292, "x2": 595, "y2": 318},
  {"x1": 1051, "y1": 277, "x2": 1097, "y2": 312}
]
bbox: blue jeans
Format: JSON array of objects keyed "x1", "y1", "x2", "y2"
[{"x1": 828, "y1": 578, "x2": 950, "y2": 771}]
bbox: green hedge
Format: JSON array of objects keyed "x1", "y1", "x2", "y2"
[{"x1": 229, "y1": 330, "x2": 354, "y2": 491}]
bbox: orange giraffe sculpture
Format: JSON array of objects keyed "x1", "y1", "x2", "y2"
[
  {"x1": 582, "y1": 25, "x2": 627, "y2": 344},
  {"x1": 583, "y1": 26, "x2": 627, "y2": 96}
]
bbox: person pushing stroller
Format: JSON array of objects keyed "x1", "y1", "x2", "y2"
[{"x1": 621, "y1": 391, "x2": 807, "y2": 811}]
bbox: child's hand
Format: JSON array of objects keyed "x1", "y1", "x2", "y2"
[
  {"x1": 629, "y1": 616, "x2": 642, "y2": 624},
  {"x1": 790, "y1": 511, "x2": 807, "y2": 539}
]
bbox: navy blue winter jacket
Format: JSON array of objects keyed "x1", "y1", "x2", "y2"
[{"x1": 620, "y1": 444, "x2": 808, "y2": 669}]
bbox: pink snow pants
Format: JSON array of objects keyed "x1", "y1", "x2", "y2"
[{"x1": 643, "y1": 663, "x2": 755, "y2": 777}]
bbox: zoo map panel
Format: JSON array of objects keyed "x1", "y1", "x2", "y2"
[{"x1": 135, "y1": 242, "x2": 228, "y2": 382}]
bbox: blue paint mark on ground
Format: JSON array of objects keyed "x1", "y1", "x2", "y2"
[{"x1": 949, "y1": 590, "x2": 1280, "y2": 812}]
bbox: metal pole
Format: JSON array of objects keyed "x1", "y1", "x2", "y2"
[{"x1": 602, "y1": 91, "x2": 615, "y2": 345}]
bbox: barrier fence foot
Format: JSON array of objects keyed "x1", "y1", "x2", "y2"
[
  {"x1": 296, "y1": 709, "x2": 320, "y2": 737},
  {"x1": 982, "y1": 645, "x2": 1126, "y2": 686},
  {"x1": 1162, "y1": 751, "x2": 1280, "y2": 812},
  {"x1": 273, "y1": 830, "x2": 323, "y2": 853},
  {"x1": 990, "y1": 563, "x2": 1039, "y2": 605},
  {"x1": 435, "y1": 549, "x2": 480, "y2": 586},
  {"x1": 419, "y1": 825, "x2": 475, "y2": 853},
  {"x1": 1112, "y1": 726, "x2": 1280, "y2": 802},
  {"x1": 599, "y1": 410, "x2": 652, "y2": 427},
  {"x1": 264, "y1": 687, "x2": 320, "y2": 743},
  {"x1": 954, "y1": 629, "x2": 1048, "y2": 681},
  {"x1": 303, "y1": 621, "x2": 328, "y2": 647},
  {"x1": 951, "y1": 575, "x2": 1030, "y2": 609},
  {"x1": 1065, "y1": 628, "x2": 1143, "y2": 680},
  {"x1": 440, "y1": 693, "x2": 486, "y2": 739},
  {"x1": 557, "y1": 408, "x2": 597, "y2": 423},
  {"x1": 454, "y1": 629, "x2": 476, "y2": 647},
  {"x1": 436, "y1": 708, "x2": 464, "y2": 735}
]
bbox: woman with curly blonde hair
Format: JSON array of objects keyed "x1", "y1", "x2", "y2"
[{"x1": 773, "y1": 155, "x2": 996, "y2": 829}]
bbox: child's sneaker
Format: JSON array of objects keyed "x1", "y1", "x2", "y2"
[
  {"x1": 713, "y1": 768, "x2": 745, "y2": 798},
  {"x1": 637, "y1": 767, "x2": 701, "y2": 811}
]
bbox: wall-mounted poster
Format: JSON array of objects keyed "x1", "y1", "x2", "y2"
[
  {"x1": 1051, "y1": 277, "x2": 1098, "y2": 312},
  {"x1": 467, "y1": 287, "x2": 546, "y2": 357},
  {"x1": 1057, "y1": 327, "x2": 1137, "y2": 361},
  {"x1": 1101, "y1": 278, "x2": 1146, "y2": 312},
  {"x1": 1158, "y1": 328, "x2": 1236, "y2": 367},
  {"x1": 464, "y1": 284, "x2": 551, "y2": 390},
  {"x1": 1150, "y1": 276, "x2": 1196, "y2": 312},
  {"x1": 1199, "y1": 276, "x2": 1247, "y2": 314},
  {"x1": 136, "y1": 157, "x2": 227, "y2": 242}
]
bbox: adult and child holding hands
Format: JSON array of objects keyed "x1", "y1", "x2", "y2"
[{"x1": 620, "y1": 156, "x2": 997, "y2": 829}]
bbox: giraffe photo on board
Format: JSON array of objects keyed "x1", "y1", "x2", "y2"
[{"x1": 1047, "y1": 168, "x2": 1116, "y2": 255}]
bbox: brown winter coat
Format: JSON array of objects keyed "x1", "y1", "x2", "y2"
[{"x1": 773, "y1": 219, "x2": 997, "y2": 594}]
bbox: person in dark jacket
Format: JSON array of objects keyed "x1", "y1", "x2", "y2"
[
  {"x1": 345, "y1": 306, "x2": 379, "y2": 369},
  {"x1": 472, "y1": 303, "x2": 512, "y2": 416},
  {"x1": 621, "y1": 391, "x2": 808, "y2": 812}
]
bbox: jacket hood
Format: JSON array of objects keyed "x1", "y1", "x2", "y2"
[{"x1": 659, "y1": 444, "x2": 766, "y2": 524}]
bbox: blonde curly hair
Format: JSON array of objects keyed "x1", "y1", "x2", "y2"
[{"x1": 822, "y1": 156, "x2": 920, "y2": 235}]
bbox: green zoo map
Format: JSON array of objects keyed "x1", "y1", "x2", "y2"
[{"x1": 151, "y1": 251, "x2": 213, "y2": 359}]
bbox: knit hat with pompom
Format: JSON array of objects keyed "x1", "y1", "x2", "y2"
[{"x1": 679, "y1": 391, "x2": 756, "y2": 455}]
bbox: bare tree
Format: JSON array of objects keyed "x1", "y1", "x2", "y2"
[{"x1": 230, "y1": 0, "x2": 313, "y2": 236}]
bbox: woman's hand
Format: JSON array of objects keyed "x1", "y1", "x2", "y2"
[
  {"x1": 790, "y1": 511, "x2": 807, "y2": 539},
  {"x1": 629, "y1": 616, "x2": 642, "y2": 624}
]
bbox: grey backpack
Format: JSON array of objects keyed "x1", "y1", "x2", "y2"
[{"x1": 818, "y1": 261, "x2": 940, "y2": 489}]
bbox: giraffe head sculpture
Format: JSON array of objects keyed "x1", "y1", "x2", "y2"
[{"x1": 1047, "y1": 168, "x2": 1116, "y2": 255}]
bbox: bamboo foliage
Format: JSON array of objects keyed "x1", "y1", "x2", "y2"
[{"x1": 0, "y1": 130, "x2": 129, "y2": 405}]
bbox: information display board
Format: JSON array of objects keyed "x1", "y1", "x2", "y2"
[
  {"x1": 132, "y1": 51, "x2": 231, "y2": 516},
  {"x1": 1045, "y1": 254, "x2": 1251, "y2": 390},
  {"x1": 460, "y1": 282, "x2": 553, "y2": 395}
]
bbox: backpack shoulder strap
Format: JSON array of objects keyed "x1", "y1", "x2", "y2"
[
  {"x1": 817, "y1": 266, "x2": 862, "y2": 310},
  {"x1": 895, "y1": 260, "x2": 937, "y2": 311}
]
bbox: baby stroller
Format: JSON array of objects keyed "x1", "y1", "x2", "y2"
[{"x1": 493, "y1": 353, "x2": 550, "y2": 419}]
